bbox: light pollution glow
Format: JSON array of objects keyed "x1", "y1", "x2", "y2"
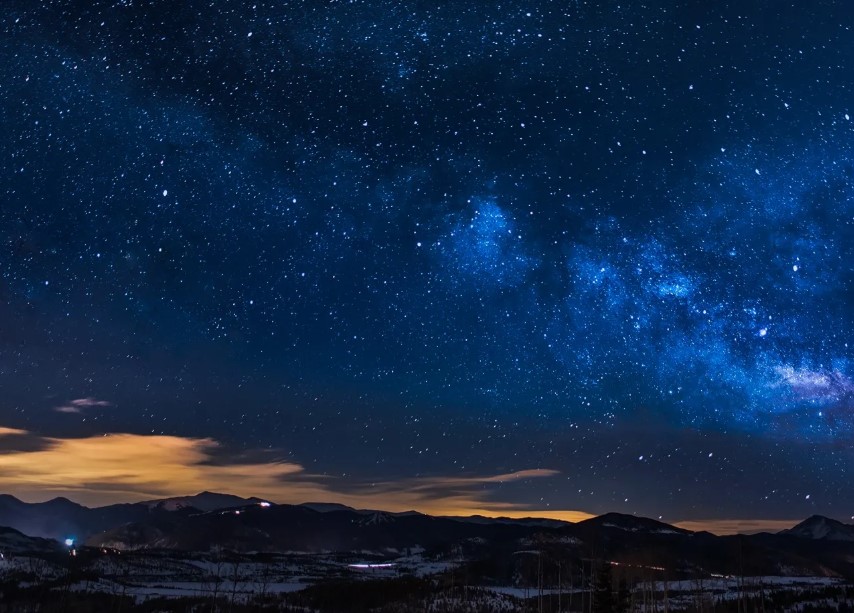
[{"x1": 0, "y1": 427, "x2": 798, "y2": 534}]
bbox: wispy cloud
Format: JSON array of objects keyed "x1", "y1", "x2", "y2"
[
  {"x1": 54, "y1": 397, "x2": 113, "y2": 414},
  {"x1": 0, "y1": 427, "x2": 28, "y2": 436}
]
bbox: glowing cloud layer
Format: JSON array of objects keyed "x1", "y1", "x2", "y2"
[
  {"x1": 0, "y1": 427, "x2": 803, "y2": 533},
  {"x1": 0, "y1": 426, "x2": 577, "y2": 518}
]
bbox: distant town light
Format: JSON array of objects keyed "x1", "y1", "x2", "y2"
[
  {"x1": 259, "y1": 501, "x2": 271, "y2": 508},
  {"x1": 64, "y1": 538, "x2": 74, "y2": 547}
]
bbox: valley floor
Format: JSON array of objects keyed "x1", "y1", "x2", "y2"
[{"x1": 1, "y1": 547, "x2": 853, "y2": 612}]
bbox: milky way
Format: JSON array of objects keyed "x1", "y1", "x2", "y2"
[{"x1": 0, "y1": 1, "x2": 851, "y2": 524}]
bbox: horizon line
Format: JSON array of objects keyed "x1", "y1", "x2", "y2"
[{"x1": 2, "y1": 489, "x2": 812, "y2": 537}]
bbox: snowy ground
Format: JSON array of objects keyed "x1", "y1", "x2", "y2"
[
  {"x1": 0, "y1": 547, "x2": 458, "y2": 604},
  {"x1": 645, "y1": 575, "x2": 843, "y2": 592},
  {"x1": 629, "y1": 575, "x2": 851, "y2": 612},
  {"x1": 0, "y1": 548, "x2": 851, "y2": 610}
]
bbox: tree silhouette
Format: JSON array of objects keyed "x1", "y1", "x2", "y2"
[{"x1": 593, "y1": 563, "x2": 614, "y2": 613}]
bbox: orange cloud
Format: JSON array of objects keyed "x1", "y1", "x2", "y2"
[
  {"x1": 343, "y1": 468, "x2": 585, "y2": 519},
  {"x1": 0, "y1": 427, "x2": 28, "y2": 436},
  {"x1": 0, "y1": 429, "x2": 303, "y2": 502}
]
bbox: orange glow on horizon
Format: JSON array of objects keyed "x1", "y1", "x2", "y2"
[{"x1": 674, "y1": 519, "x2": 798, "y2": 535}]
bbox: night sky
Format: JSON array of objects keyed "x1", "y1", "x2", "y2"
[{"x1": 1, "y1": 0, "x2": 852, "y2": 533}]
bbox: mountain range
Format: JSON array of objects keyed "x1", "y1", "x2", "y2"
[{"x1": 2, "y1": 493, "x2": 854, "y2": 579}]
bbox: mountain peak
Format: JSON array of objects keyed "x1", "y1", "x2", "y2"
[
  {"x1": 44, "y1": 496, "x2": 85, "y2": 509},
  {"x1": 780, "y1": 515, "x2": 854, "y2": 541},
  {"x1": 140, "y1": 492, "x2": 262, "y2": 513},
  {"x1": 300, "y1": 502, "x2": 356, "y2": 513},
  {"x1": 579, "y1": 512, "x2": 690, "y2": 535}
]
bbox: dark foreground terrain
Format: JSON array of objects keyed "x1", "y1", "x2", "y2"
[{"x1": 1, "y1": 494, "x2": 853, "y2": 611}]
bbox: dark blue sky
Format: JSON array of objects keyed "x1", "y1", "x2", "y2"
[{"x1": 0, "y1": 0, "x2": 851, "y2": 528}]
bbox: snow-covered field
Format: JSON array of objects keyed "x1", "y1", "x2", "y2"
[
  {"x1": 0, "y1": 547, "x2": 459, "y2": 604},
  {"x1": 629, "y1": 575, "x2": 852, "y2": 612},
  {"x1": 645, "y1": 575, "x2": 843, "y2": 592},
  {"x1": 0, "y1": 547, "x2": 851, "y2": 611}
]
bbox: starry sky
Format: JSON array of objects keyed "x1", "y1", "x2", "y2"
[{"x1": 0, "y1": 0, "x2": 852, "y2": 533}]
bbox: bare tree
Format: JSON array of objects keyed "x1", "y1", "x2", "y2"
[
  {"x1": 228, "y1": 556, "x2": 243, "y2": 612},
  {"x1": 252, "y1": 553, "x2": 276, "y2": 606},
  {"x1": 205, "y1": 547, "x2": 226, "y2": 613}
]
